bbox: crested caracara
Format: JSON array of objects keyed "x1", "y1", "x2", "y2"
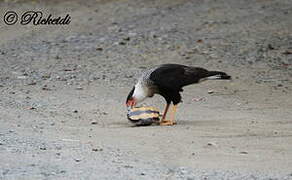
[{"x1": 126, "y1": 64, "x2": 231, "y2": 126}]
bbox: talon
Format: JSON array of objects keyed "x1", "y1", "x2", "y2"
[{"x1": 160, "y1": 120, "x2": 176, "y2": 126}]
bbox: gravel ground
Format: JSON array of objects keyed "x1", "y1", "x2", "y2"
[{"x1": 0, "y1": 0, "x2": 292, "y2": 179}]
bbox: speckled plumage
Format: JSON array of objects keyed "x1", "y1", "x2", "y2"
[
  {"x1": 135, "y1": 65, "x2": 161, "y2": 97},
  {"x1": 138, "y1": 66, "x2": 159, "y2": 87}
]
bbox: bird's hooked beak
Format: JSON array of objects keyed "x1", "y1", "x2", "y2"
[{"x1": 126, "y1": 98, "x2": 136, "y2": 108}]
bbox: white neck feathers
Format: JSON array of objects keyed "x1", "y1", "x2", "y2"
[{"x1": 132, "y1": 82, "x2": 147, "y2": 103}]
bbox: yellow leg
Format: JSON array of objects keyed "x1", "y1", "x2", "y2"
[
  {"x1": 160, "y1": 104, "x2": 177, "y2": 126},
  {"x1": 161, "y1": 103, "x2": 170, "y2": 120},
  {"x1": 169, "y1": 104, "x2": 177, "y2": 125}
]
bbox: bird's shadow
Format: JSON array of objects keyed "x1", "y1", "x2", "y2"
[
  {"x1": 109, "y1": 119, "x2": 221, "y2": 128},
  {"x1": 176, "y1": 119, "x2": 222, "y2": 126},
  {"x1": 106, "y1": 121, "x2": 160, "y2": 129}
]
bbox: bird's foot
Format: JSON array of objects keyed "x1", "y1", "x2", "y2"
[{"x1": 160, "y1": 120, "x2": 176, "y2": 126}]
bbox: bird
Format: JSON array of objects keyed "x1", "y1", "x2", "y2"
[{"x1": 126, "y1": 64, "x2": 231, "y2": 126}]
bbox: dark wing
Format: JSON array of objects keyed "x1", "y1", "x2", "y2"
[{"x1": 149, "y1": 64, "x2": 209, "y2": 91}]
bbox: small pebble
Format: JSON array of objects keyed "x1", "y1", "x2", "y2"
[
  {"x1": 123, "y1": 37, "x2": 130, "y2": 41},
  {"x1": 207, "y1": 142, "x2": 217, "y2": 146},
  {"x1": 28, "y1": 106, "x2": 37, "y2": 110},
  {"x1": 101, "y1": 112, "x2": 108, "y2": 115},
  {"x1": 240, "y1": 151, "x2": 248, "y2": 154},
  {"x1": 40, "y1": 147, "x2": 47, "y2": 150},
  {"x1": 92, "y1": 148, "x2": 103, "y2": 152},
  {"x1": 42, "y1": 85, "x2": 51, "y2": 91},
  {"x1": 17, "y1": 76, "x2": 27, "y2": 79},
  {"x1": 74, "y1": 158, "x2": 81, "y2": 162},
  {"x1": 76, "y1": 87, "x2": 83, "y2": 90},
  {"x1": 27, "y1": 81, "x2": 37, "y2": 85},
  {"x1": 267, "y1": 44, "x2": 275, "y2": 50},
  {"x1": 123, "y1": 165, "x2": 133, "y2": 168},
  {"x1": 283, "y1": 50, "x2": 292, "y2": 55},
  {"x1": 91, "y1": 121, "x2": 98, "y2": 125},
  {"x1": 41, "y1": 75, "x2": 51, "y2": 80}
]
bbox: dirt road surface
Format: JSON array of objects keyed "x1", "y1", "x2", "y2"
[{"x1": 0, "y1": 0, "x2": 292, "y2": 179}]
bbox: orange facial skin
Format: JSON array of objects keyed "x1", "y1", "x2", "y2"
[{"x1": 126, "y1": 98, "x2": 136, "y2": 107}]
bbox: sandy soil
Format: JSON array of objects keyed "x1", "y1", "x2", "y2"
[{"x1": 0, "y1": 0, "x2": 292, "y2": 179}]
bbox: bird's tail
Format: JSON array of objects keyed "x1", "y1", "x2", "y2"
[{"x1": 206, "y1": 71, "x2": 231, "y2": 80}]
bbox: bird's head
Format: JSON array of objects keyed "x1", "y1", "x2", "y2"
[
  {"x1": 126, "y1": 84, "x2": 147, "y2": 107},
  {"x1": 126, "y1": 86, "x2": 136, "y2": 107}
]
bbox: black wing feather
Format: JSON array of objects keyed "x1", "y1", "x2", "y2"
[{"x1": 149, "y1": 64, "x2": 209, "y2": 91}]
